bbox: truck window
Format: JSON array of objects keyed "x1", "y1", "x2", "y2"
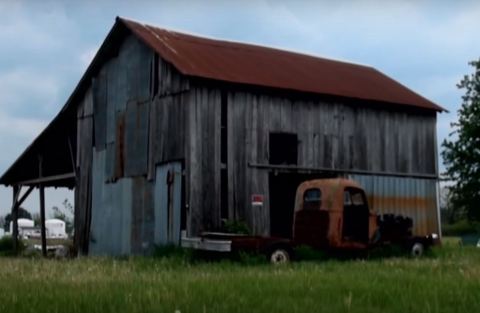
[
  {"x1": 303, "y1": 188, "x2": 321, "y2": 210},
  {"x1": 344, "y1": 191, "x2": 352, "y2": 206},
  {"x1": 351, "y1": 192, "x2": 365, "y2": 205}
]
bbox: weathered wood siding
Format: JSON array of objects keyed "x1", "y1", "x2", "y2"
[
  {"x1": 184, "y1": 87, "x2": 222, "y2": 235},
  {"x1": 74, "y1": 87, "x2": 94, "y2": 254},
  {"x1": 185, "y1": 88, "x2": 438, "y2": 236}
]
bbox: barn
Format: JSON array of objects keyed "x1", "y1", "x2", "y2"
[{"x1": 0, "y1": 17, "x2": 444, "y2": 256}]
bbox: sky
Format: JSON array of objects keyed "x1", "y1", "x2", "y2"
[{"x1": 0, "y1": 0, "x2": 479, "y2": 217}]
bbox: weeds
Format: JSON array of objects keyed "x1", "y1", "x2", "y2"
[{"x1": 0, "y1": 241, "x2": 478, "y2": 313}]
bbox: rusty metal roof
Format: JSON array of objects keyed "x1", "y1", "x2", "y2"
[{"x1": 120, "y1": 17, "x2": 444, "y2": 112}]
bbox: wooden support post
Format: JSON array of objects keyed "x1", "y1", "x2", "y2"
[
  {"x1": 38, "y1": 155, "x2": 47, "y2": 257},
  {"x1": 11, "y1": 186, "x2": 20, "y2": 254},
  {"x1": 39, "y1": 185, "x2": 47, "y2": 257}
]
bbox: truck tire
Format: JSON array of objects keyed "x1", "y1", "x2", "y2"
[
  {"x1": 267, "y1": 247, "x2": 292, "y2": 264},
  {"x1": 410, "y1": 242, "x2": 424, "y2": 257}
]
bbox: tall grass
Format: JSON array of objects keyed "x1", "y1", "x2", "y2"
[{"x1": 0, "y1": 243, "x2": 478, "y2": 313}]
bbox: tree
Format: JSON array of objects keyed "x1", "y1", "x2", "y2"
[
  {"x1": 50, "y1": 199, "x2": 74, "y2": 235},
  {"x1": 442, "y1": 59, "x2": 480, "y2": 222},
  {"x1": 3, "y1": 207, "x2": 33, "y2": 232}
]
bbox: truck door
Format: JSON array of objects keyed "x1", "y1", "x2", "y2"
[{"x1": 342, "y1": 187, "x2": 369, "y2": 243}]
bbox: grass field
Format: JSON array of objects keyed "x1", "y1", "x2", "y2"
[{"x1": 0, "y1": 240, "x2": 479, "y2": 313}]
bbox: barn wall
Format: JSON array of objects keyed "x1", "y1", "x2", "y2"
[
  {"x1": 225, "y1": 91, "x2": 438, "y2": 236},
  {"x1": 77, "y1": 33, "x2": 439, "y2": 252},
  {"x1": 184, "y1": 87, "x2": 438, "y2": 237},
  {"x1": 184, "y1": 87, "x2": 222, "y2": 235},
  {"x1": 76, "y1": 33, "x2": 190, "y2": 255}
]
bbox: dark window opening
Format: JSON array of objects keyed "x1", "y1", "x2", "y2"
[
  {"x1": 303, "y1": 188, "x2": 322, "y2": 210},
  {"x1": 269, "y1": 133, "x2": 298, "y2": 165}
]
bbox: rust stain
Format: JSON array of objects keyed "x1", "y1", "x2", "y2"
[{"x1": 368, "y1": 196, "x2": 436, "y2": 211}]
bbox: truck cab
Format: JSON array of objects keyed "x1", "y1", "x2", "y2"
[{"x1": 293, "y1": 179, "x2": 378, "y2": 250}]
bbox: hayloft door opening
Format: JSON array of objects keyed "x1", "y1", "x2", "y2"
[
  {"x1": 154, "y1": 162, "x2": 183, "y2": 245},
  {"x1": 269, "y1": 133, "x2": 298, "y2": 165}
]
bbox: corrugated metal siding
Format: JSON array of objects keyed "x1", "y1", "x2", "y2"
[
  {"x1": 82, "y1": 33, "x2": 190, "y2": 254},
  {"x1": 90, "y1": 148, "x2": 133, "y2": 255},
  {"x1": 349, "y1": 174, "x2": 439, "y2": 236}
]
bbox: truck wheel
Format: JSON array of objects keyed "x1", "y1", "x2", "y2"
[
  {"x1": 410, "y1": 242, "x2": 424, "y2": 257},
  {"x1": 268, "y1": 247, "x2": 291, "y2": 264}
]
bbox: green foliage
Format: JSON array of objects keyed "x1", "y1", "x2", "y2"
[
  {"x1": 442, "y1": 219, "x2": 480, "y2": 236},
  {"x1": 152, "y1": 244, "x2": 194, "y2": 263},
  {"x1": 0, "y1": 236, "x2": 25, "y2": 256},
  {"x1": 294, "y1": 245, "x2": 329, "y2": 261},
  {"x1": 442, "y1": 59, "x2": 480, "y2": 222},
  {"x1": 221, "y1": 219, "x2": 250, "y2": 234},
  {"x1": 3, "y1": 207, "x2": 32, "y2": 232},
  {"x1": 51, "y1": 199, "x2": 74, "y2": 235}
]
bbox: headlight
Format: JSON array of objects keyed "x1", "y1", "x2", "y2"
[{"x1": 431, "y1": 233, "x2": 439, "y2": 240}]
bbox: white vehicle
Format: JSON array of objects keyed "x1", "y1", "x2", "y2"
[{"x1": 45, "y1": 219, "x2": 68, "y2": 239}]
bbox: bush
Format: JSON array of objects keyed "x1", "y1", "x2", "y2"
[
  {"x1": 0, "y1": 236, "x2": 25, "y2": 256},
  {"x1": 442, "y1": 220, "x2": 480, "y2": 236},
  {"x1": 221, "y1": 220, "x2": 250, "y2": 234}
]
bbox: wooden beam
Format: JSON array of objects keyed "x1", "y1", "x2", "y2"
[
  {"x1": 11, "y1": 186, "x2": 20, "y2": 254},
  {"x1": 39, "y1": 184, "x2": 47, "y2": 257},
  {"x1": 15, "y1": 173, "x2": 75, "y2": 186},
  {"x1": 248, "y1": 163, "x2": 439, "y2": 180},
  {"x1": 38, "y1": 156, "x2": 47, "y2": 257},
  {"x1": 17, "y1": 186, "x2": 34, "y2": 207}
]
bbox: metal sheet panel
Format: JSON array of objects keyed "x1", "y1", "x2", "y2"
[
  {"x1": 124, "y1": 100, "x2": 149, "y2": 177},
  {"x1": 154, "y1": 162, "x2": 182, "y2": 246},
  {"x1": 93, "y1": 68, "x2": 107, "y2": 150},
  {"x1": 131, "y1": 177, "x2": 154, "y2": 254},
  {"x1": 349, "y1": 174, "x2": 439, "y2": 236},
  {"x1": 119, "y1": 17, "x2": 444, "y2": 112},
  {"x1": 90, "y1": 148, "x2": 132, "y2": 256}
]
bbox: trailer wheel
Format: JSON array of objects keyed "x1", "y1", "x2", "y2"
[
  {"x1": 410, "y1": 242, "x2": 424, "y2": 257},
  {"x1": 268, "y1": 247, "x2": 291, "y2": 264}
]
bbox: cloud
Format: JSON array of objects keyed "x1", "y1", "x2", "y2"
[
  {"x1": 0, "y1": 68, "x2": 61, "y2": 118},
  {"x1": 80, "y1": 47, "x2": 98, "y2": 68}
]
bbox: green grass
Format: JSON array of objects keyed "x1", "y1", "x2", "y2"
[{"x1": 0, "y1": 241, "x2": 479, "y2": 313}]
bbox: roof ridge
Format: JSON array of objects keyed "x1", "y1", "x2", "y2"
[
  {"x1": 117, "y1": 16, "x2": 445, "y2": 112},
  {"x1": 118, "y1": 16, "x2": 375, "y2": 71}
]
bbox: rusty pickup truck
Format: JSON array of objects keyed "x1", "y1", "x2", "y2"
[{"x1": 181, "y1": 178, "x2": 439, "y2": 263}]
